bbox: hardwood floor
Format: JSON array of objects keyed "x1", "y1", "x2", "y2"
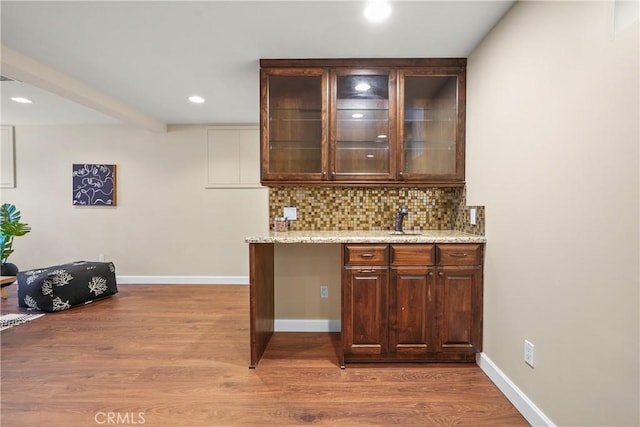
[{"x1": 1, "y1": 285, "x2": 528, "y2": 426}]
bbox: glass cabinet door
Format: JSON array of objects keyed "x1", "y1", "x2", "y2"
[
  {"x1": 261, "y1": 69, "x2": 327, "y2": 180},
  {"x1": 399, "y1": 70, "x2": 465, "y2": 181},
  {"x1": 330, "y1": 69, "x2": 396, "y2": 181}
]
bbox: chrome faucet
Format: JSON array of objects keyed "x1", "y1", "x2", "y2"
[{"x1": 394, "y1": 206, "x2": 409, "y2": 233}]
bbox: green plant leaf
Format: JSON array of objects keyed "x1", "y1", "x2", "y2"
[
  {"x1": 0, "y1": 203, "x2": 30, "y2": 264},
  {"x1": 0, "y1": 234, "x2": 8, "y2": 263},
  {"x1": 0, "y1": 203, "x2": 21, "y2": 224},
  {"x1": 1, "y1": 222, "x2": 31, "y2": 237}
]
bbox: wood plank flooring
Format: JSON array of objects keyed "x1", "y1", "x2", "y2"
[{"x1": 1, "y1": 285, "x2": 528, "y2": 426}]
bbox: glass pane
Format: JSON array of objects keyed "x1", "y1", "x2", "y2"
[
  {"x1": 404, "y1": 75, "x2": 457, "y2": 175},
  {"x1": 335, "y1": 75, "x2": 389, "y2": 175},
  {"x1": 268, "y1": 75, "x2": 322, "y2": 174}
]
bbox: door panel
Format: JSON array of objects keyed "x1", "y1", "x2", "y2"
[
  {"x1": 343, "y1": 267, "x2": 388, "y2": 355},
  {"x1": 437, "y1": 268, "x2": 482, "y2": 352},
  {"x1": 389, "y1": 267, "x2": 433, "y2": 354}
]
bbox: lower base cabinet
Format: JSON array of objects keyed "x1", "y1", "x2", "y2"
[{"x1": 342, "y1": 243, "x2": 483, "y2": 365}]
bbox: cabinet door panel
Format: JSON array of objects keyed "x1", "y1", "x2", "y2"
[
  {"x1": 389, "y1": 267, "x2": 434, "y2": 354},
  {"x1": 343, "y1": 267, "x2": 388, "y2": 355},
  {"x1": 437, "y1": 268, "x2": 482, "y2": 352},
  {"x1": 261, "y1": 68, "x2": 328, "y2": 181},
  {"x1": 330, "y1": 69, "x2": 397, "y2": 181},
  {"x1": 398, "y1": 68, "x2": 465, "y2": 182}
]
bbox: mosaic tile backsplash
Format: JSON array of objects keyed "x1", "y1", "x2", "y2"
[
  {"x1": 452, "y1": 186, "x2": 485, "y2": 236},
  {"x1": 269, "y1": 186, "x2": 485, "y2": 235}
]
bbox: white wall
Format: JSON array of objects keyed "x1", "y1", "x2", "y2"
[
  {"x1": 0, "y1": 124, "x2": 269, "y2": 277},
  {"x1": 467, "y1": 1, "x2": 639, "y2": 426}
]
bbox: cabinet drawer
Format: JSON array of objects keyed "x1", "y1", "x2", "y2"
[
  {"x1": 390, "y1": 244, "x2": 435, "y2": 266},
  {"x1": 438, "y1": 244, "x2": 483, "y2": 266},
  {"x1": 344, "y1": 245, "x2": 388, "y2": 265}
]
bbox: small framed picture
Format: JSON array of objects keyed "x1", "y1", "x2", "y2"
[
  {"x1": 1, "y1": 126, "x2": 15, "y2": 188},
  {"x1": 72, "y1": 164, "x2": 117, "y2": 206}
]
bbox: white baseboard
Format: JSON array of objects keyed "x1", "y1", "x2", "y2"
[
  {"x1": 477, "y1": 352, "x2": 555, "y2": 427},
  {"x1": 275, "y1": 319, "x2": 341, "y2": 332},
  {"x1": 116, "y1": 276, "x2": 249, "y2": 285}
]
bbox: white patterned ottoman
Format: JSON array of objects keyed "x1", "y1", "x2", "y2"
[{"x1": 17, "y1": 261, "x2": 118, "y2": 312}]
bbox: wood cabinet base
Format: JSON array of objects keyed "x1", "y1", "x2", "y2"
[
  {"x1": 248, "y1": 242, "x2": 483, "y2": 369},
  {"x1": 344, "y1": 352, "x2": 476, "y2": 365},
  {"x1": 342, "y1": 243, "x2": 483, "y2": 367}
]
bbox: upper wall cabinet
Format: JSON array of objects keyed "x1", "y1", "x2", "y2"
[
  {"x1": 206, "y1": 126, "x2": 261, "y2": 188},
  {"x1": 261, "y1": 68, "x2": 328, "y2": 181},
  {"x1": 260, "y1": 59, "x2": 466, "y2": 186}
]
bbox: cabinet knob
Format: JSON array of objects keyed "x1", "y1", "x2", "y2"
[
  {"x1": 428, "y1": 272, "x2": 433, "y2": 277},
  {"x1": 438, "y1": 272, "x2": 444, "y2": 277}
]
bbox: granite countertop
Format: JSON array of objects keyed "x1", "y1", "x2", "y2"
[{"x1": 245, "y1": 230, "x2": 486, "y2": 244}]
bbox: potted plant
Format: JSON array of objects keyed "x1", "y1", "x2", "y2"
[{"x1": 0, "y1": 203, "x2": 31, "y2": 276}]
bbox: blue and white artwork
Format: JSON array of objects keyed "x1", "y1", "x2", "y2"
[{"x1": 72, "y1": 164, "x2": 117, "y2": 206}]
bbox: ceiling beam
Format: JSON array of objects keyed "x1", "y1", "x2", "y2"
[{"x1": 0, "y1": 45, "x2": 167, "y2": 133}]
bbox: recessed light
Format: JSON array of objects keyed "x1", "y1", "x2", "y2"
[
  {"x1": 355, "y1": 82, "x2": 371, "y2": 92},
  {"x1": 11, "y1": 97, "x2": 32, "y2": 104},
  {"x1": 188, "y1": 95, "x2": 205, "y2": 104},
  {"x1": 364, "y1": 1, "x2": 391, "y2": 23},
  {"x1": 351, "y1": 113, "x2": 364, "y2": 119}
]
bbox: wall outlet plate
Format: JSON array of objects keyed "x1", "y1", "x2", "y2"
[
  {"x1": 320, "y1": 285, "x2": 328, "y2": 298},
  {"x1": 524, "y1": 340, "x2": 535, "y2": 367},
  {"x1": 283, "y1": 206, "x2": 297, "y2": 220},
  {"x1": 470, "y1": 208, "x2": 477, "y2": 225}
]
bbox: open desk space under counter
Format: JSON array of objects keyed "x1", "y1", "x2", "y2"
[{"x1": 245, "y1": 230, "x2": 486, "y2": 368}]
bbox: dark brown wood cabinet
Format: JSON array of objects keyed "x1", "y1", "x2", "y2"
[
  {"x1": 435, "y1": 244, "x2": 484, "y2": 355},
  {"x1": 260, "y1": 68, "x2": 328, "y2": 181},
  {"x1": 436, "y1": 267, "x2": 482, "y2": 353},
  {"x1": 389, "y1": 244, "x2": 436, "y2": 355},
  {"x1": 342, "y1": 244, "x2": 389, "y2": 355},
  {"x1": 260, "y1": 59, "x2": 466, "y2": 186},
  {"x1": 342, "y1": 243, "x2": 483, "y2": 365},
  {"x1": 342, "y1": 266, "x2": 389, "y2": 355}
]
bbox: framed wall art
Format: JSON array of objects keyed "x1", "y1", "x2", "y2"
[
  {"x1": 72, "y1": 164, "x2": 117, "y2": 206},
  {"x1": 1, "y1": 126, "x2": 15, "y2": 188}
]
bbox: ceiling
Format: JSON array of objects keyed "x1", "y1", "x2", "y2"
[{"x1": 0, "y1": 1, "x2": 514, "y2": 131}]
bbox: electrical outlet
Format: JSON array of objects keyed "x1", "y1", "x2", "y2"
[
  {"x1": 283, "y1": 206, "x2": 297, "y2": 220},
  {"x1": 470, "y1": 208, "x2": 477, "y2": 225},
  {"x1": 524, "y1": 340, "x2": 535, "y2": 367},
  {"x1": 320, "y1": 285, "x2": 328, "y2": 298},
  {"x1": 99, "y1": 254, "x2": 105, "y2": 262}
]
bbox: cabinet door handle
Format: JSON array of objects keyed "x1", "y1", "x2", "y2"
[
  {"x1": 359, "y1": 253, "x2": 375, "y2": 258},
  {"x1": 358, "y1": 269, "x2": 376, "y2": 274},
  {"x1": 450, "y1": 252, "x2": 468, "y2": 257}
]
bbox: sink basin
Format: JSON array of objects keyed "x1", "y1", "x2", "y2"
[{"x1": 388, "y1": 231, "x2": 422, "y2": 235}]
